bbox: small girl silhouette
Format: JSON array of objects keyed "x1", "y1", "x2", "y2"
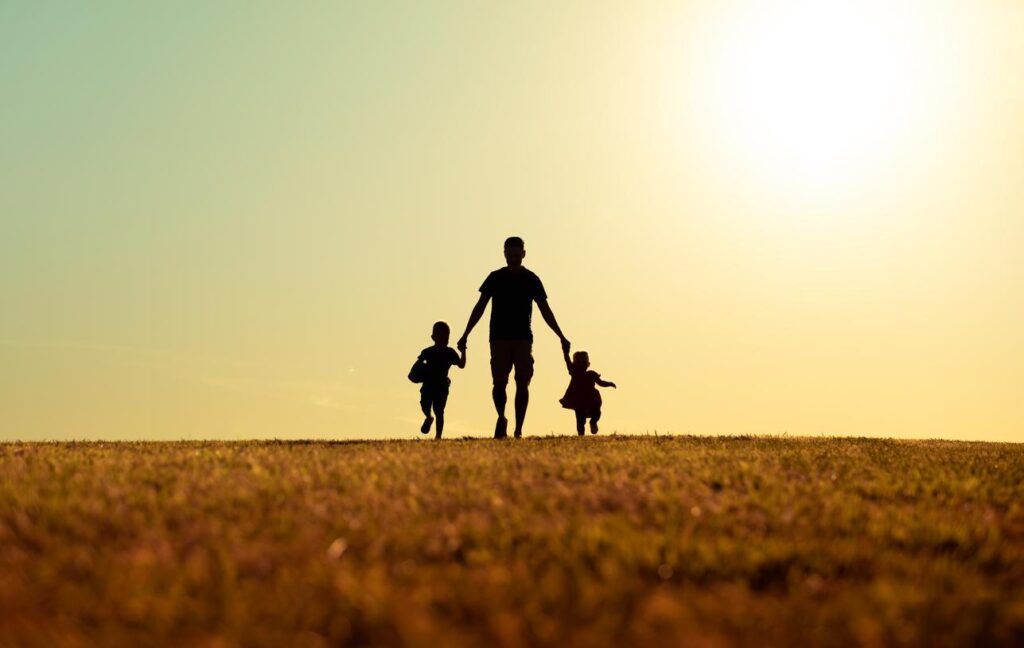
[{"x1": 559, "y1": 349, "x2": 616, "y2": 435}]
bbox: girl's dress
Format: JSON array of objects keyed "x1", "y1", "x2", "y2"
[{"x1": 560, "y1": 368, "x2": 602, "y2": 414}]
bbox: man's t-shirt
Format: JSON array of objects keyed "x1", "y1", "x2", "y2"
[
  {"x1": 479, "y1": 267, "x2": 547, "y2": 341},
  {"x1": 419, "y1": 346, "x2": 461, "y2": 388}
]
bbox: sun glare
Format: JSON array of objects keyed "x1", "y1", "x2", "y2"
[{"x1": 694, "y1": 2, "x2": 940, "y2": 193}]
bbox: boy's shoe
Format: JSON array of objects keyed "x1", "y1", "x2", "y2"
[
  {"x1": 590, "y1": 420, "x2": 599, "y2": 434},
  {"x1": 421, "y1": 416, "x2": 434, "y2": 434},
  {"x1": 494, "y1": 416, "x2": 508, "y2": 439}
]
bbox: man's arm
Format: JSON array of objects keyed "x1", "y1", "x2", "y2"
[
  {"x1": 536, "y1": 299, "x2": 570, "y2": 353},
  {"x1": 458, "y1": 293, "x2": 490, "y2": 350}
]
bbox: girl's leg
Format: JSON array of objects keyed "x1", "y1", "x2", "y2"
[
  {"x1": 575, "y1": 410, "x2": 586, "y2": 436},
  {"x1": 590, "y1": 408, "x2": 601, "y2": 434}
]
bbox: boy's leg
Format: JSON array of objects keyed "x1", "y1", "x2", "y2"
[
  {"x1": 433, "y1": 391, "x2": 448, "y2": 440},
  {"x1": 590, "y1": 408, "x2": 601, "y2": 434},
  {"x1": 432, "y1": 386, "x2": 448, "y2": 438},
  {"x1": 419, "y1": 389, "x2": 434, "y2": 434},
  {"x1": 575, "y1": 410, "x2": 586, "y2": 436}
]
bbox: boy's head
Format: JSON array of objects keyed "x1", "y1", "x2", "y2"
[
  {"x1": 503, "y1": 236, "x2": 525, "y2": 268},
  {"x1": 431, "y1": 321, "x2": 451, "y2": 346},
  {"x1": 572, "y1": 350, "x2": 590, "y2": 369}
]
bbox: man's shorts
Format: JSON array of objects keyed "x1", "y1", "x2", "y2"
[{"x1": 489, "y1": 340, "x2": 534, "y2": 386}]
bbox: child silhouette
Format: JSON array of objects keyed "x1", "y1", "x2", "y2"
[
  {"x1": 559, "y1": 349, "x2": 616, "y2": 435},
  {"x1": 413, "y1": 321, "x2": 466, "y2": 439}
]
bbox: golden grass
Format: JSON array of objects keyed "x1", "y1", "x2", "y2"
[{"x1": 1, "y1": 436, "x2": 1021, "y2": 646}]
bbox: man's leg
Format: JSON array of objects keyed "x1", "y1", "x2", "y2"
[
  {"x1": 492, "y1": 384, "x2": 507, "y2": 419},
  {"x1": 513, "y1": 381, "x2": 529, "y2": 438},
  {"x1": 490, "y1": 342, "x2": 511, "y2": 438},
  {"x1": 492, "y1": 384, "x2": 508, "y2": 438},
  {"x1": 511, "y1": 342, "x2": 534, "y2": 438}
]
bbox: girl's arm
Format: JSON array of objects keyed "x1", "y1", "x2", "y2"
[{"x1": 596, "y1": 376, "x2": 617, "y2": 388}]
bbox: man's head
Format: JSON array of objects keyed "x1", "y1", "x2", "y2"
[
  {"x1": 431, "y1": 321, "x2": 451, "y2": 346},
  {"x1": 503, "y1": 236, "x2": 525, "y2": 268}
]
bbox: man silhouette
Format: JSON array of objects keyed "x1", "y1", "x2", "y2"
[{"x1": 457, "y1": 236, "x2": 571, "y2": 438}]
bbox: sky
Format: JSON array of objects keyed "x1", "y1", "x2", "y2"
[{"x1": 1, "y1": 1, "x2": 1021, "y2": 442}]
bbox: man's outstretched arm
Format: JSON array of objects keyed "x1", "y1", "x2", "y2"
[
  {"x1": 458, "y1": 294, "x2": 490, "y2": 349},
  {"x1": 537, "y1": 299, "x2": 570, "y2": 353}
]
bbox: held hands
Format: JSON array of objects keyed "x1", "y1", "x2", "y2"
[
  {"x1": 560, "y1": 337, "x2": 571, "y2": 354},
  {"x1": 457, "y1": 336, "x2": 468, "y2": 352}
]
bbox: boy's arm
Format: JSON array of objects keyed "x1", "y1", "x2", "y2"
[
  {"x1": 456, "y1": 347, "x2": 467, "y2": 369},
  {"x1": 596, "y1": 377, "x2": 617, "y2": 388},
  {"x1": 562, "y1": 348, "x2": 573, "y2": 373}
]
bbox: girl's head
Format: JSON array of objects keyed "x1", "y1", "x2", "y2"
[{"x1": 571, "y1": 351, "x2": 590, "y2": 370}]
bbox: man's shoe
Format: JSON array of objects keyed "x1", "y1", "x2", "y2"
[
  {"x1": 494, "y1": 417, "x2": 508, "y2": 439},
  {"x1": 421, "y1": 416, "x2": 433, "y2": 434}
]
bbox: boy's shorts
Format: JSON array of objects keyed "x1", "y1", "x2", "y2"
[
  {"x1": 489, "y1": 340, "x2": 534, "y2": 386},
  {"x1": 420, "y1": 380, "x2": 450, "y2": 413}
]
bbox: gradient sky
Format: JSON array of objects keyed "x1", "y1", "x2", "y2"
[{"x1": 2, "y1": 1, "x2": 1021, "y2": 442}]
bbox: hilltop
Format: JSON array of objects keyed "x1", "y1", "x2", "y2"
[{"x1": 1, "y1": 436, "x2": 1021, "y2": 646}]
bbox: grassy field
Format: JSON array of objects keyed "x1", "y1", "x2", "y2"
[{"x1": 0, "y1": 437, "x2": 1021, "y2": 647}]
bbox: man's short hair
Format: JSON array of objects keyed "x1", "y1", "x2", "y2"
[{"x1": 504, "y1": 236, "x2": 525, "y2": 249}]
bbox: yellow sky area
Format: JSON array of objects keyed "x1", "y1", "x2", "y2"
[{"x1": 0, "y1": 1, "x2": 1021, "y2": 441}]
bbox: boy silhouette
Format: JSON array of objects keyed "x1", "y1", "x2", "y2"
[{"x1": 418, "y1": 321, "x2": 466, "y2": 439}]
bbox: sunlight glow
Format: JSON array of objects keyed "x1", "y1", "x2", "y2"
[{"x1": 697, "y1": 2, "x2": 941, "y2": 191}]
